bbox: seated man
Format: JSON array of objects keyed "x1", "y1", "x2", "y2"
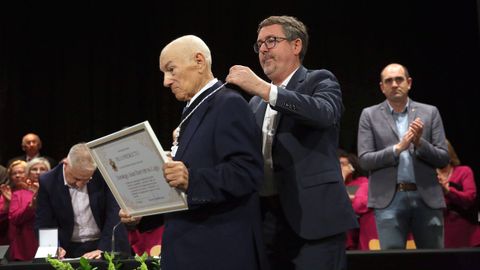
[
  {"x1": 35, "y1": 143, "x2": 130, "y2": 259},
  {"x1": 7, "y1": 133, "x2": 57, "y2": 167}
]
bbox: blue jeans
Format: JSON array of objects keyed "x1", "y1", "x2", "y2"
[{"x1": 374, "y1": 190, "x2": 444, "y2": 249}]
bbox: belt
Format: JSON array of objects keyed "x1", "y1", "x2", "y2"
[{"x1": 396, "y1": 183, "x2": 417, "y2": 191}]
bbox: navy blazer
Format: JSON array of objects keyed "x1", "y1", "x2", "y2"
[
  {"x1": 35, "y1": 163, "x2": 130, "y2": 255},
  {"x1": 357, "y1": 99, "x2": 449, "y2": 209},
  {"x1": 250, "y1": 66, "x2": 358, "y2": 240},
  {"x1": 140, "y1": 82, "x2": 267, "y2": 270}
]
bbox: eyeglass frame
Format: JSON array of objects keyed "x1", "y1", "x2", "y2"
[{"x1": 253, "y1": 36, "x2": 289, "y2": 53}]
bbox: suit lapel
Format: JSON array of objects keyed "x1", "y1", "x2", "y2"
[
  {"x1": 379, "y1": 101, "x2": 400, "y2": 139},
  {"x1": 174, "y1": 82, "x2": 221, "y2": 160},
  {"x1": 407, "y1": 100, "x2": 418, "y2": 124}
]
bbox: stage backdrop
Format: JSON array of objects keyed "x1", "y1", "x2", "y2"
[{"x1": 1, "y1": 1, "x2": 479, "y2": 198}]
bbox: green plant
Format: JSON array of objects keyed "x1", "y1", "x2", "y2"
[
  {"x1": 45, "y1": 255, "x2": 75, "y2": 270},
  {"x1": 134, "y1": 252, "x2": 148, "y2": 270},
  {"x1": 103, "y1": 252, "x2": 122, "y2": 270},
  {"x1": 78, "y1": 257, "x2": 98, "y2": 270}
]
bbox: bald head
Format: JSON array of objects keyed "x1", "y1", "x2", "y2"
[
  {"x1": 380, "y1": 63, "x2": 410, "y2": 82},
  {"x1": 160, "y1": 35, "x2": 212, "y2": 69},
  {"x1": 159, "y1": 35, "x2": 215, "y2": 101},
  {"x1": 22, "y1": 133, "x2": 42, "y2": 157}
]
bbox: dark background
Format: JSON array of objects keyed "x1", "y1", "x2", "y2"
[{"x1": 1, "y1": 1, "x2": 479, "y2": 191}]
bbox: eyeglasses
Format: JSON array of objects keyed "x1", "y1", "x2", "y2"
[
  {"x1": 253, "y1": 36, "x2": 289, "y2": 53},
  {"x1": 382, "y1": 76, "x2": 406, "y2": 85}
]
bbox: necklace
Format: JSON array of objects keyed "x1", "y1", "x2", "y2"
[{"x1": 171, "y1": 82, "x2": 227, "y2": 157}]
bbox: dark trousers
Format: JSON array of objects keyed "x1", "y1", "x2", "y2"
[{"x1": 260, "y1": 196, "x2": 347, "y2": 270}]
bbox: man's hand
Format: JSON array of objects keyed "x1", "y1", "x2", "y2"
[
  {"x1": 409, "y1": 117, "x2": 424, "y2": 147},
  {"x1": 119, "y1": 209, "x2": 141, "y2": 225},
  {"x1": 226, "y1": 65, "x2": 271, "y2": 100},
  {"x1": 57, "y1": 247, "x2": 66, "y2": 260},
  {"x1": 82, "y1": 249, "x2": 102, "y2": 260},
  {"x1": 394, "y1": 130, "x2": 415, "y2": 155},
  {"x1": 163, "y1": 161, "x2": 189, "y2": 191}
]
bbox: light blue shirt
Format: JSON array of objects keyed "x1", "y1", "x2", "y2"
[{"x1": 390, "y1": 103, "x2": 416, "y2": 184}]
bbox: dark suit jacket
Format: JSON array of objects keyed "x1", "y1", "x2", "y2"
[
  {"x1": 357, "y1": 99, "x2": 449, "y2": 209},
  {"x1": 250, "y1": 66, "x2": 358, "y2": 240},
  {"x1": 140, "y1": 81, "x2": 267, "y2": 270},
  {"x1": 35, "y1": 163, "x2": 130, "y2": 256}
]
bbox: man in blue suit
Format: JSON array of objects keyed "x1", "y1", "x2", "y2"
[
  {"x1": 226, "y1": 16, "x2": 358, "y2": 270},
  {"x1": 357, "y1": 63, "x2": 449, "y2": 249},
  {"x1": 121, "y1": 35, "x2": 267, "y2": 270},
  {"x1": 35, "y1": 143, "x2": 130, "y2": 259}
]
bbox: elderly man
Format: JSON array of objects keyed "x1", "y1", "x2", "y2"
[
  {"x1": 120, "y1": 35, "x2": 267, "y2": 270},
  {"x1": 7, "y1": 133, "x2": 57, "y2": 168}
]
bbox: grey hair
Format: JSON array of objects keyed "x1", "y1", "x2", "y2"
[
  {"x1": 26, "y1": 157, "x2": 51, "y2": 173},
  {"x1": 66, "y1": 143, "x2": 97, "y2": 171}
]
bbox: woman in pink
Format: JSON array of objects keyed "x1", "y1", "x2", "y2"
[
  {"x1": 8, "y1": 158, "x2": 50, "y2": 261},
  {"x1": 351, "y1": 180, "x2": 378, "y2": 250},
  {"x1": 338, "y1": 150, "x2": 368, "y2": 250},
  {"x1": 437, "y1": 140, "x2": 480, "y2": 248}
]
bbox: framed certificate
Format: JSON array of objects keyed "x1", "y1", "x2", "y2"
[{"x1": 86, "y1": 121, "x2": 188, "y2": 217}]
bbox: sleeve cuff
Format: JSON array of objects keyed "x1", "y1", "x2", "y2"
[{"x1": 268, "y1": 84, "x2": 278, "y2": 106}]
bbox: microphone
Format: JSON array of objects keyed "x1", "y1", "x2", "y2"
[{"x1": 111, "y1": 221, "x2": 123, "y2": 257}]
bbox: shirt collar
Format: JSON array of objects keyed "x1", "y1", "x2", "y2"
[
  {"x1": 186, "y1": 78, "x2": 219, "y2": 107},
  {"x1": 278, "y1": 68, "x2": 298, "y2": 88},
  {"x1": 387, "y1": 98, "x2": 410, "y2": 114}
]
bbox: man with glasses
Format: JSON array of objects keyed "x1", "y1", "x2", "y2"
[
  {"x1": 227, "y1": 15, "x2": 357, "y2": 270},
  {"x1": 35, "y1": 143, "x2": 130, "y2": 259},
  {"x1": 357, "y1": 63, "x2": 449, "y2": 249}
]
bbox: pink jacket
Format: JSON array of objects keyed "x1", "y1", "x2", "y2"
[
  {"x1": 8, "y1": 189, "x2": 38, "y2": 261},
  {"x1": 443, "y1": 166, "x2": 480, "y2": 248}
]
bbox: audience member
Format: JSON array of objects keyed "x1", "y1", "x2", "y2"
[
  {"x1": 0, "y1": 161, "x2": 26, "y2": 247},
  {"x1": 437, "y1": 139, "x2": 480, "y2": 248},
  {"x1": 338, "y1": 149, "x2": 368, "y2": 250},
  {"x1": 357, "y1": 63, "x2": 449, "y2": 249},
  {"x1": 7, "y1": 133, "x2": 57, "y2": 168},
  {"x1": 35, "y1": 143, "x2": 130, "y2": 259},
  {"x1": 120, "y1": 35, "x2": 267, "y2": 270},
  {"x1": 8, "y1": 158, "x2": 50, "y2": 261},
  {"x1": 338, "y1": 149, "x2": 368, "y2": 199},
  {"x1": 226, "y1": 15, "x2": 357, "y2": 270}
]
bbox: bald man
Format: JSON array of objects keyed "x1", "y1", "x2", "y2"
[
  {"x1": 120, "y1": 35, "x2": 267, "y2": 270},
  {"x1": 7, "y1": 133, "x2": 57, "y2": 167},
  {"x1": 357, "y1": 63, "x2": 449, "y2": 249}
]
